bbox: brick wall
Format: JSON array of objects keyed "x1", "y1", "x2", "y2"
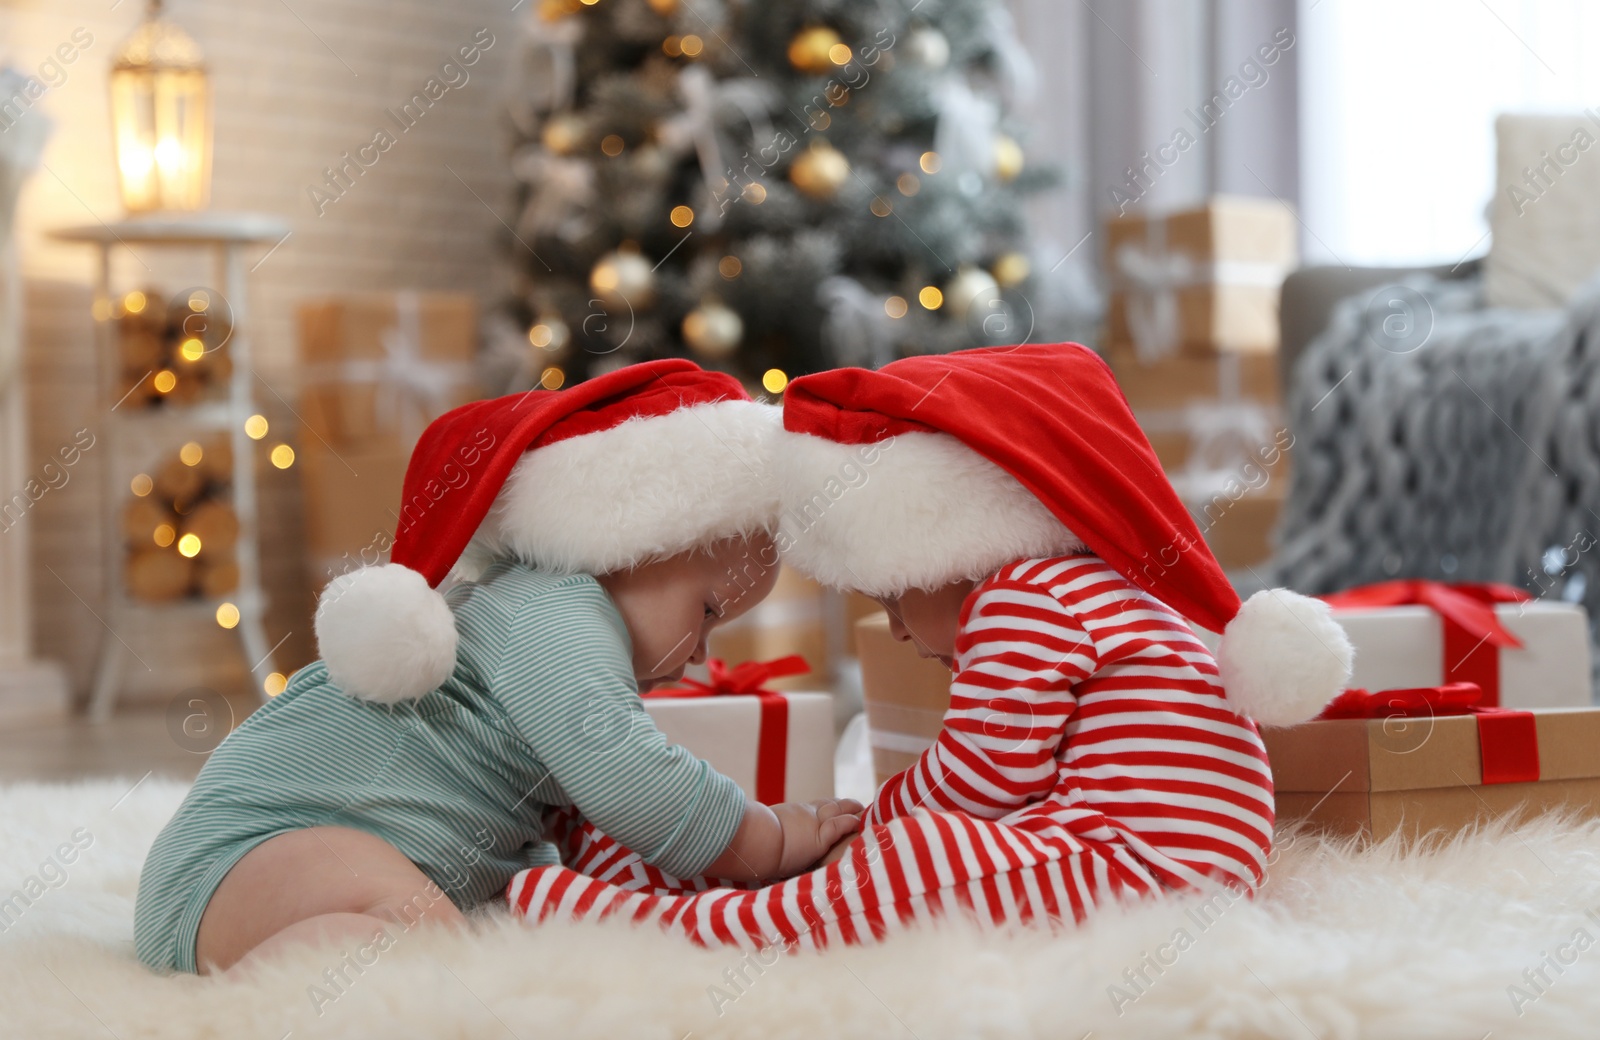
[{"x1": 5, "y1": 0, "x2": 521, "y2": 703}]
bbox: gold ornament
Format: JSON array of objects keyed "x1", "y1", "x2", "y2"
[
  {"x1": 992, "y1": 252, "x2": 1031, "y2": 288},
  {"x1": 590, "y1": 249, "x2": 657, "y2": 308},
  {"x1": 538, "y1": 0, "x2": 583, "y2": 20},
  {"x1": 993, "y1": 135, "x2": 1025, "y2": 182},
  {"x1": 542, "y1": 113, "x2": 586, "y2": 155},
  {"x1": 905, "y1": 26, "x2": 950, "y2": 69},
  {"x1": 789, "y1": 141, "x2": 850, "y2": 200},
  {"x1": 788, "y1": 26, "x2": 844, "y2": 75},
  {"x1": 682, "y1": 300, "x2": 743, "y2": 359},
  {"x1": 943, "y1": 266, "x2": 1001, "y2": 324}
]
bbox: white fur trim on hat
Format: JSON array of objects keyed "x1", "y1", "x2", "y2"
[
  {"x1": 314, "y1": 563, "x2": 459, "y2": 703},
  {"x1": 483, "y1": 399, "x2": 781, "y2": 574},
  {"x1": 775, "y1": 429, "x2": 1084, "y2": 596},
  {"x1": 1218, "y1": 589, "x2": 1354, "y2": 726}
]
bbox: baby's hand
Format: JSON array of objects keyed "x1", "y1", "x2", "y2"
[
  {"x1": 816, "y1": 831, "x2": 860, "y2": 867},
  {"x1": 774, "y1": 798, "x2": 863, "y2": 877}
]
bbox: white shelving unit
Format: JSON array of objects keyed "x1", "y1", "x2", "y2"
[{"x1": 51, "y1": 213, "x2": 290, "y2": 722}]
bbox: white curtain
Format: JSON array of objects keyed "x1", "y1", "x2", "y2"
[{"x1": 1008, "y1": 0, "x2": 1301, "y2": 286}]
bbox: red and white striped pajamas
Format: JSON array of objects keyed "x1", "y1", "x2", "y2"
[{"x1": 506, "y1": 554, "x2": 1276, "y2": 948}]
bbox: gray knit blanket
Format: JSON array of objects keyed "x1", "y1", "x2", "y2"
[{"x1": 1270, "y1": 273, "x2": 1600, "y2": 639}]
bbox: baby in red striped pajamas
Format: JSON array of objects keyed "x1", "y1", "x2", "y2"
[{"x1": 508, "y1": 342, "x2": 1353, "y2": 948}]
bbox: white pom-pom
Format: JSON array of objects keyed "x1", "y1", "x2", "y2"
[
  {"x1": 314, "y1": 563, "x2": 458, "y2": 703},
  {"x1": 1217, "y1": 588, "x2": 1354, "y2": 727}
]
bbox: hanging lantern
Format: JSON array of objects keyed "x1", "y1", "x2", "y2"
[{"x1": 109, "y1": 0, "x2": 213, "y2": 213}]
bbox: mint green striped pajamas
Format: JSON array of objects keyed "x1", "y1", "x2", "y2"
[{"x1": 133, "y1": 562, "x2": 745, "y2": 974}]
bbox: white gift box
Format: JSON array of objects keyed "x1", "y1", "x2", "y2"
[
  {"x1": 1333, "y1": 600, "x2": 1592, "y2": 709},
  {"x1": 643, "y1": 691, "x2": 835, "y2": 803}
]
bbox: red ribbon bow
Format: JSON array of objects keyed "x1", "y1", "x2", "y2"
[
  {"x1": 647, "y1": 655, "x2": 812, "y2": 699},
  {"x1": 645, "y1": 656, "x2": 811, "y2": 805},
  {"x1": 1317, "y1": 681, "x2": 1540, "y2": 785},
  {"x1": 1320, "y1": 580, "x2": 1533, "y2": 706}
]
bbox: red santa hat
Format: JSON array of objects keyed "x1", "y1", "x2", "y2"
[
  {"x1": 314, "y1": 359, "x2": 780, "y2": 703},
  {"x1": 775, "y1": 342, "x2": 1352, "y2": 726}
]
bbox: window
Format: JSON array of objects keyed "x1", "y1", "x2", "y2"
[{"x1": 1299, "y1": 0, "x2": 1600, "y2": 266}]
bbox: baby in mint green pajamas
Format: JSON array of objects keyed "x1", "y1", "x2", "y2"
[{"x1": 133, "y1": 363, "x2": 862, "y2": 975}]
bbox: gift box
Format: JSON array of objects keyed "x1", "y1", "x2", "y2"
[
  {"x1": 1189, "y1": 484, "x2": 1286, "y2": 571},
  {"x1": 643, "y1": 658, "x2": 835, "y2": 803},
  {"x1": 1107, "y1": 341, "x2": 1282, "y2": 410},
  {"x1": 1108, "y1": 338, "x2": 1284, "y2": 480},
  {"x1": 855, "y1": 613, "x2": 954, "y2": 786},
  {"x1": 296, "y1": 292, "x2": 481, "y2": 579},
  {"x1": 708, "y1": 566, "x2": 832, "y2": 691},
  {"x1": 299, "y1": 440, "x2": 411, "y2": 581},
  {"x1": 1323, "y1": 581, "x2": 1593, "y2": 709},
  {"x1": 1106, "y1": 195, "x2": 1297, "y2": 358},
  {"x1": 298, "y1": 292, "x2": 480, "y2": 445},
  {"x1": 1264, "y1": 684, "x2": 1600, "y2": 842}
]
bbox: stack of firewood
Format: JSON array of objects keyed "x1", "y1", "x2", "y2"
[
  {"x1": 122, "y1": 435, "x2": 240, "y2": 603},
  {"x1": 114, "y1": 288, "x2": 233, "y2": 409}
]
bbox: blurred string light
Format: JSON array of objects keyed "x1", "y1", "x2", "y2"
[
  {"x1": 762, "y1": 368, "x2": 789, "y2": 394},
  {"x1": 884, "y1": 296, "x2": 908, "y2": 319},
  {"x1": 215, "y1": 602, "x2": 239, "y2": 629},
  {"x1": 153, "y1": 370, "x2": 177, "y2": 393},
  {"x1": 541, "y1": 366, "x2": 565, "y2": 389},
  {"x1": 124, "y1": 290, "x2": 147, "y2": 314},
  {"x1": 601, "y1": 134, "x2": 624, "y2": 156},
  {"x1": 130, "y1": 473, "x2": 153, "y2": 496},
  {"x1": 177, "y1": 533, "x2": 202, "y2": 557},
  {"x1": 670, "y1": 204, "x2": 695, "y2": 228},
  {"x1": 918, "y1": 285, "x2": 943, "y2": 310},
  {"x1": 919, "y1": 151, "x2": 942, "y2": 174},
  {"x1": 179, "y1": 440, "x2": 203, "y2": 466},
  {"x1": 179, "y1": 337, "x2": 204, "y2": 361},
  {"x1": 264, "y1": 672, "x2": 287, "y2": 696},
  {"x1": 269, "y1": 444, "x2": 295, "y2": 469},
  {"x1": 718, "y1": 255, "x2": 742, "y2": 279},
  {"x1": 153, "y1": 523, "x2": 175, "y2": 547},
  {"x1": 244, "y1": 414, "x2": 268, "y2": 439}
]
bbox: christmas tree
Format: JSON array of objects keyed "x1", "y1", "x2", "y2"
[{"x1": 488, "y1": 0, "x2": 1088, "y2": 393}]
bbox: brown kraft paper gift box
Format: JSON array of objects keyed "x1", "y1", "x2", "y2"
[
  {"x1": 1105, "y1": 195, "x2": 1298, "y2": 357},
  {"x1": 855, "y1": 612, "x2": 953, "y2": 786},
  {"x1": 709, "y1": 565, "x2": 831, "y2": 692},
  {"x1": 1263, "y1": 707, "x2": 1600, "y2": 843},
  {"x1": 296, "y1": 292, "x2": 481, "y2": 582}
]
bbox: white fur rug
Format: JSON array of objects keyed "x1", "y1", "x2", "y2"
[{"x1": 5, "y1": 777, "x2": 1600, "y2": 1039}]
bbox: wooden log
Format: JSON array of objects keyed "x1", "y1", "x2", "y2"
[
  {"x1": 200, "y1": 434, "x2": 233, "y2": 484},
  {"x1": 198, "y1": 560, "x2": 239, "y2": 598},
  {"x1": 154, "y1": 454, "x2": 204, "y2": 502},
  {"x1": 126, "y1": 547, "x2": 195, "y2": 602},
  {"x1": 182, "y1": 499, "x2": 239, "y2": 556},
  {"x1": 121, "y1": 497, "x2": 173, "y2": 545}
]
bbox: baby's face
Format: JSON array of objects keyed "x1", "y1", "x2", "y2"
[
  {"x1": 875, "y1": 579, "x2": 976, "y2": 670},
  {"x1": 597, "y1": 533, "x2": 780, "y2": 691}
]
